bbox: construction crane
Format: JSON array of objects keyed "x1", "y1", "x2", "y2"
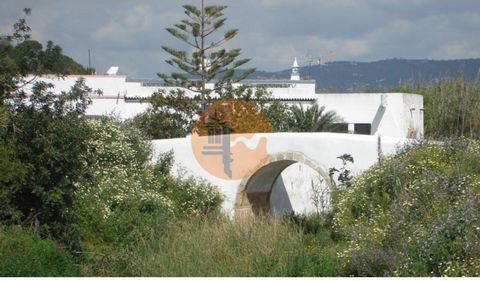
[{"x1": 328, "y1": 50, "x2": 336, "y2": 63}]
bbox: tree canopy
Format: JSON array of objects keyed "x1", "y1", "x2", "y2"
[
  {"x1": 0, "y1": 9, "x2": 90, "y2": 103},
  {"x1": 158, "y1": 0, "x2": 255, "y2": 103}
]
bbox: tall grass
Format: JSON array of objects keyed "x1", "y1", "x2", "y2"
[
  {"x1": 136, "y1": 216, "x2": 302, "y2": 276},
  {"x1": 424, "y1": 78, "x2": 480, "y2": 139},
  {"x1": 395, "y1": 78, "x2": 480, "y2": 139},
  {"x1": 79, "y1": 214, "x2": 342, "y2": 277}
]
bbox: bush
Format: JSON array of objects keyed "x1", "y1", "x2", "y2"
[
  {"x1": 0, "y1": 141, "x2": 27, "y2": 223},
  {"x1": 334, "y1": 138, "x2": 480, "y2": 276},
  {"x1": 129, "y1": 89, "x2": 199, "y2": 139},
  {"x1": 75, "y1": 119, "x2": 223, "y2": 275},
  {"x1": 75, "y1": 119, "x2": 223, "y2": 226},
  {"x1": 75, "y1": 119, "x2": 173, "y2": 254},
  {"x1": 76, "y1": 118, "x2": 172, "y2": 219},
  {"x1": 0, "y1": 225, "x2": 77, "y2": 276},
  {"x1": 1, "y1": 79, "x2": 93, "y2": 250},
  {"x1": 159, "y1": 172, "x2": 223, "y2": 218}
]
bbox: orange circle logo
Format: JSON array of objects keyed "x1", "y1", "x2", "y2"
[{"x1": 191, "y1": 100, "x2": 272, "y2": 180}]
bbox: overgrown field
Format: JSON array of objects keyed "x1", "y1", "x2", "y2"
[{"x1": 1, "y1": 115, "x2": 479, "y2": 276}]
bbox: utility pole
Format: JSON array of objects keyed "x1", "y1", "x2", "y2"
[
  {"x1": 88, "y1": 49, "x2": 93, "y2": 74},
  {"x1": 305, "y1": 51, "x2": 313, "y2": 79}
]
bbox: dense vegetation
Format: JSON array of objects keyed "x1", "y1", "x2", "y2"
[
  {"x1": 3, "y1": 119, "x2": 480, "y2": 276},
  {"x1": 403, "y1": 78, "x2": 480, "y2": 139},
  {"x1": 334, "y1": 139, "x2": 480, "y2": 276},
  {"x1": 131, "y1": 96, "x2": 345, "y2": 139}
]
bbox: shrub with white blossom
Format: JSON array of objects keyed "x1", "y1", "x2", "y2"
[
  {"x1": 333, "y1": 138, "x2": 480, "y2": 276},
  {"x1": 74, "y1": 119, "x2": 223, "y2": 248},
  {"x1": 76, "y1": 119, "x2": 172, "y2": 218}
]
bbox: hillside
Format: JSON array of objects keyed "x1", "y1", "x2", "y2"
[
  {"x1": 0, "y1": 39, "x2": 90, "y2": 75},
  {"x1": 251, "y1": 58, "x2": 480, "y2": 92}
]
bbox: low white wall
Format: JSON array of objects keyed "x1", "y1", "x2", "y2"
[{"x1": 151, "y1": 133, "x2": 408, "y2": 216}]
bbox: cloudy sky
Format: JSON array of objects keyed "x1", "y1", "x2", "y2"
[{"x1": 1, "y1": 0, "x2": 479, "y2": 77}]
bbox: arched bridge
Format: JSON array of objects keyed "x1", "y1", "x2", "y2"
[{"x1": 151, "y1": 133, "x2": 408, "y2": 217}]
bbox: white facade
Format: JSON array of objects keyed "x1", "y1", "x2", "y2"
[
  {"x1": 22, "y1": 69, "x2": 423, "y2": 139},
  {"x1": 316, "y1": 93, "x2": 424, "y2": 138}
]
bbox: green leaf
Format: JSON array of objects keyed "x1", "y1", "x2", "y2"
[
  {"x1": 233, "y1": 59, "x2": 250, "y2": 69},
  {"x1": 183, "y1": 5, "x2": 201, "y2": 17},
  {"x1": 192, "y1": 23, "x2": 200, "y2": 37},
  {"x1": 166, "y1": 28, "x2": 188, "y2": 42},
  {"x1": 224, "y1": 29, "x2": 238, "y2": 41},
  {"x1": 213, "y1": 19, "x2": 226, "y2": 30}
]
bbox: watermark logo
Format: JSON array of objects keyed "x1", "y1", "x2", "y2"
[{"x1": 191, "y1": 99, "x2": 272, "y2": 180}]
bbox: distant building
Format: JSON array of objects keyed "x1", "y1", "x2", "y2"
[{"x1": 22, "y1": 58, "x2": 423, "y2": 138}]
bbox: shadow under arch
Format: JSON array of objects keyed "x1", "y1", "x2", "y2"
[{"x1": 234, "y1": 151, "x2": 332, "y2": 217}]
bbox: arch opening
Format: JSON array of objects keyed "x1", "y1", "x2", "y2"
[{"x1": 234, "y1": 152, "x2": 332, "y2": 217}]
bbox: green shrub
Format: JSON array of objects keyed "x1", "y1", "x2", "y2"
[
  {"x1": 334, "y1": 138, "x2": 480, "y2": 276},
  {"x1": 76, "y1": 119, "x2": 172, "y2": 220},
  {"x1": 1, "y1": 79, "x2": 93, "y2": 250},
  {"x1": 160, "y1": 174, "x2": 223, "y2": 218},
  {"x1": 0, "y1": 225, "x2": 77, "y2": 276},
  {"x1": 75, "y1": 119, "x2": 174, "y2": 255},
  {"x1": 0, "y1": 141, "x2": 27, "y2": 223},
  {"x1": 75, "y1": 119, "x2": 223, "y2": 275},
  {"x1": 129, "y1": 89, "x2": 199, "y2": 140}
]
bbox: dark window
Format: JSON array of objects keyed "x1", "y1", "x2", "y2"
[
  {"x1": 330, "y1": 123, "x2": 349, "y2": 133},
  {"x1": 354, "y1": 123, "x2": 371, "y2": 135}
]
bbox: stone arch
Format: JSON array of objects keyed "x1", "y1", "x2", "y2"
[{"x1": 234, "y1": 151, "x2": 332, "y2": 216}]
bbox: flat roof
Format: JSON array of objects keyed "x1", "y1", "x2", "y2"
[
  {"x1": 124, "y1": 96, "x2": 315, "y2": 101},
  {"x1": 125, "y1": 78, "x2": 316, "y2": 85}
]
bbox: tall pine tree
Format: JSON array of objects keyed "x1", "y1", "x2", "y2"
[
  {"x1": 158, "y1": 0, "x2": 255, "y2": 106},
  {"x1": 134, "y1": 0, "x2": 260, "y2": 139}
]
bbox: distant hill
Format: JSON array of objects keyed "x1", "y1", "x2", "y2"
[{"x1": 250, "y1": 58, "x2": 480, "y2": 92}]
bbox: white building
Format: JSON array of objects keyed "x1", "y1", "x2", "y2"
[
  {"x1": 316, "y1": 93, "x2": 423, "y2": 138},
  {"x1": 22, "y1": 59, "x2": 424, "y2": 139}
]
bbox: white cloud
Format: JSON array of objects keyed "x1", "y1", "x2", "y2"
[{"x1": 92, "y1": 4, "x2": 153, "y2": 44}]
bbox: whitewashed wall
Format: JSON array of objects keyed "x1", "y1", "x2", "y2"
[
  {"x1": 151, "y1": 133, "x2": 409, "y2": 216},
  {"x1": 315, "y1": 93, "x2": 424, "y2": 138},
  {"x1": 22, "y1": 75, "x2": 423, "y2": 138}
]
